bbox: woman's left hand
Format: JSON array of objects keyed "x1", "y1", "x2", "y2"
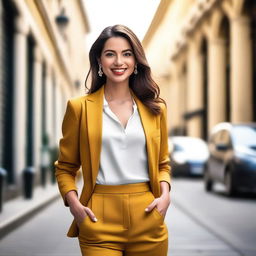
[{"x1": 145, "y1": 193, "x2": 171, "y2": 218}]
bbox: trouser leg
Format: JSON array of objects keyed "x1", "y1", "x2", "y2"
[
  {"x1": 78, "y1": 183, "x2": 169, "y2": 256},
  {"x1": 79, "y1": 243, "x2": 123, "y2": 256},
  {"x1": 126, "y1": 191, "x2": 169, "y2": 256}
]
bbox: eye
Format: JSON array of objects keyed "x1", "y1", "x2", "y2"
[
  {"x1": 105, "y1": 52, "x2": 115, "y2": 57},
  {"x1": 123, "y1": 52, "x2": 133, "y2": 57}
]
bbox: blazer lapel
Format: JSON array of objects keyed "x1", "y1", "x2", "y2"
[
  {"x1": 131, "y1": 90, "x2": 156, "y2": 188},
  {"x1": 86, "y1": 86, "x2": 104, "y2": 186}
]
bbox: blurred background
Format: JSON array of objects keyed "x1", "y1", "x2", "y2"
[{"x1": 0, "y1": 0, "x2": 255, "y2": 256}]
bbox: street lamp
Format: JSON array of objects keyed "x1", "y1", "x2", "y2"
[
  {"x1": 55, "y1": 7, "x2": 69, "y2": 37},
  {"x1": 74, "y1": 79, "x2": 81, "y2": 90}
]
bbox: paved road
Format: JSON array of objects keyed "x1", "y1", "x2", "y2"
[
  {"x1": 1, "y1": 178, "x2": 254, "y2": 256},
  {"x1": 172, "y1": 178, "x2": 256, "y2": 256}
]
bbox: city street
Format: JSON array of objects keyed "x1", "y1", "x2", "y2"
[
  {"x1": 1, "y1": 0, "x2": 256, "y2": 255},
  {"x1": 0, "y1": 178, "x2": 255, "y2": 256}
]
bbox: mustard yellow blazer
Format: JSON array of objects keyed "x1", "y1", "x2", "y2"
[{"x1": 55, "y1": 85, "x2": 171, "y2": 237}]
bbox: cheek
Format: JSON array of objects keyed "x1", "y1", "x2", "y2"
[
  {"x1": 101, "y1": 59, "x2": 112, "y2": 68},
  {"x1": 100, "y1": 55, "x2": 114, "y2": 68},
  {"x1": 127, "y1": 59, "x2": 136, "y2": 68}
]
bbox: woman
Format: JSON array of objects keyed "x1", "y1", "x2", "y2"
[{"x1": 55, "y1": 24, "x2": 171, "y2": 256}]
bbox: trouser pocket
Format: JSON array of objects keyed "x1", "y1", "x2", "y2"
[{"x1": 78, "y1": 194, "x2": 93, "y2": 229}]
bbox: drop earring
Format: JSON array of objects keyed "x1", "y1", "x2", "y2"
[
  {"x1": 134, "y1": 64, "x2": 138, "y2": 75},
  {"x1": 98, "y1": 64, "x2": 103, "y2": 77}
]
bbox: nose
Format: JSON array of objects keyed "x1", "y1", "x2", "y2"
[{"x1": 114, "y1": 54, "x2": 123, "y2": 66}]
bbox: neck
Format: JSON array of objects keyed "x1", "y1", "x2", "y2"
[{"x1": 104, "y1": 81, "x2": 131, "y2": 101}]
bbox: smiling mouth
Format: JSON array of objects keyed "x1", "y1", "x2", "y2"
[{"x1": 111, "y1": 68, "x2": 127, "y2": 75}]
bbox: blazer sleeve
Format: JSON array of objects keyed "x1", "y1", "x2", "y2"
[
  {"x1": 159, "y1": 103, "x2": 172, "y2": 190},
  {"x1": 55, "y1": 100, "x2": 81, "y2": 206}
]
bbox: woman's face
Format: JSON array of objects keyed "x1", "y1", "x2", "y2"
[{"x1": 99, "y1": 36, "x2": 136, "y2": 85}]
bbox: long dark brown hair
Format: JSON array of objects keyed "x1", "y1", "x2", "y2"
[{"x1": 85, "y1": 24, "x2": 166, "y2": 115}]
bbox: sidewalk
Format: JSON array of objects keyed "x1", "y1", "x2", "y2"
[{"x1": 0, "y1": 183, "x2": 60, "y2": 239}]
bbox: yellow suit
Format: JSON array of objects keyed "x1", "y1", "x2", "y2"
[{"x1": 55, "y1": 85, "x2": 171, "y2": 237}]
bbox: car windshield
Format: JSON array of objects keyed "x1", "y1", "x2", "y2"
[
  {"x1": 173, "y1": 138, "x2": 207, "y2": 153},
  {"x1": 232, "y1": 126, "x2": 256, "y2": 147}
]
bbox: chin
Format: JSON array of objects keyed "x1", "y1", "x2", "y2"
[{"x1": 107, "y1": 76, "x2": 131, "y2": 84}]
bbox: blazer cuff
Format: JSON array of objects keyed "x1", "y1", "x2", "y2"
[
  {"x1": 159, "y1": 171, "x2": 171, "y2": 191},
  {"x1": 58, "y1": 184, "x2": 78, "y2": 207}
]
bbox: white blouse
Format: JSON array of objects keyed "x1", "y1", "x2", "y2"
[{"x1": 96, "y1": 94, "x2": 150, "y2": 185}]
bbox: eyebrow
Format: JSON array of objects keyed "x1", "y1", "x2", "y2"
[{"x1": 103, "y1": 49, "x2": 133, "y2": 53}]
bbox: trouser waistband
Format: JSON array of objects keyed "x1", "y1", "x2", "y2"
[{"x1": 93, "y1": 182, "x2": 150, "y2": 194}]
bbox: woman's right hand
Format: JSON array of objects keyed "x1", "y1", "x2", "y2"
[
  {"x1": 70, "y1": 202, "x2": 97, "y2": 226},
  {"x1": 65, "y1": 190, "x2": 97, "y2": 225}
]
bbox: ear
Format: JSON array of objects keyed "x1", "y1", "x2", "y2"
[{"x1": 97, "y1": 58, "x2": 101, "y2": 65}]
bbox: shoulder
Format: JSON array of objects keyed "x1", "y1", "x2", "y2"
[
  {"x1": 66, "y1": 95, "x2": 87, "y2": 118},
  {"x1": 68, "y1": 95, "x2": 89, "y2": 109},
  {"x1": 69, "y1": 95, "x2": 87, "y2": 105},
  {"x1": 158, "y1": 102, "x2": 167, "y2": 115},
  {"x1": 159, "y1": 102, "x2": 166, "y2": 111},
  {"x1": 157, "y1": 102, "x2": 168, "y2": 121}
]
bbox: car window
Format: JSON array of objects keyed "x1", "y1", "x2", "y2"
[
  {"x1": 174, "y1": 144, "x2": 183, "y2": 152},
  {"x1": 219, "y1": 130, "x2": 231, "y2": 146},
  {"x1": 211, "y1": 130, "x2": 222, "y2": 144},
  {"x1": 173, "y1": 139, "x2": 208, "y2": 153},
  {"x1": 232, "y1": 126, "x2": 256, "y2": 146},
  {"x1": 210, "y1": 131, "x2": 219, "y2": 144}
]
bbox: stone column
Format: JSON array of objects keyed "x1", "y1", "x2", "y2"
[
  {"x1": 13, "y1": 16, "x2": 29, "y2": 178},
  {"x1": 55, "y1": 79, "x2": 63, "y2": 144},
  {"x1": 52, "y1": 75, "x2": 63, "y2": 146},
  {"x1": 45, "y1": 64, "x2": 54, "y2": 147},
  {"x1": 230, "y1": 16, "x2": 253, "y2": 122},
  {"x1": 179, "y1": 66, "x2": 187, "y2": 134},
  {"x1": 0, "y1": 0, "x2": 3, "y2": 166},
  {"x1": 186, "y1": 41, "x2": 203, "y2": 138},
  {"x1": 208, "y1": 38, "x2": 227, "y2": 132},
  {"x1": 33, "y1": 46, "x2": 43, "y2": 172},
  {"x1": 170, "y1": 64, "x2": 185, "y2": 134}
]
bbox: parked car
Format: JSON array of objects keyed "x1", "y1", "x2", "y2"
[
  {"x1": 168, "y1": 136, "x2": 209, "y2": 176},
  {"x1": 204, "y1": 122, "x2": 256, "y2": 196}
]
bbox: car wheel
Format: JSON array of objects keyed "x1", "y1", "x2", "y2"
[
  {"x1": 204, "y1": 167, "x2": 213, "y2": 192},
  {"x1": 225, "y1": 170, "x2": 236, "y2": 197}
]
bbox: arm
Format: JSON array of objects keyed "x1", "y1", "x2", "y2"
[
  {"x1": 55, "y1": 100, "x2": 81, "y2": 206},
  {"x1": 55, "y1": 100, "x2": 97, "y2": 223},
  {"x1": 145, "y1": 104, "x2": 171, "y2": 217},
  {"x1": 158, "y1": 103, "x2": 172, "y2": 190}
]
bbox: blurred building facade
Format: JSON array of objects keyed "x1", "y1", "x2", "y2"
[
  {"x1": 0, "y1": 0, "x2": 89, "y2": 204},
  {"x1": 143, "y1": 0, "x2": 256, "y2": 140}
]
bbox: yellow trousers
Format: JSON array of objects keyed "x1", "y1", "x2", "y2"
[{"x1": 78, "y1": 182, "x2": 168, "y2": 256}]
